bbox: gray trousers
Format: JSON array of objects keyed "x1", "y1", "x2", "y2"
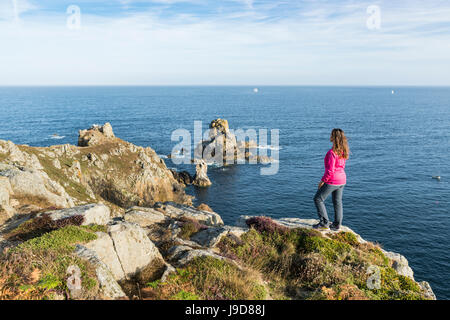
[{"x1": 314, "y1": 183, "x2": 345, "y2": 226}]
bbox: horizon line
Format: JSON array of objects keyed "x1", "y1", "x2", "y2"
[{"x1": 1, "y1": 84, "x2": 450, "y2": 88}]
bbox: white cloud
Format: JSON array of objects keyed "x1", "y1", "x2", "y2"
[
  {"x1": 232, "y1": 0, "x2": 254, "y2": 9},
  {"x1": 0, "y1": 0, "x2": 449, "y2": 85}
]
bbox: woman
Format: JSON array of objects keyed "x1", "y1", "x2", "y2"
[{"x1": 313, "y1": 128, "x2": 349, "y2": 231}]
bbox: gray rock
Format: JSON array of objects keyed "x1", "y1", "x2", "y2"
[
  {"x1": 0, "y1": 140, "x2": 43, "y2": 169},
  {"x1": 85, "y1": 232, "x2": 125, "y2": 280},
  {"x1": 102, "y1": 122, "x2": 115, "y2": 138},
  {"x1": 167, "y1": 245, "x2": 224, "y2": 267},
  {"x1": 162, "y1": 202, "x2": 224, "y2": 226},
  {"x1": 235, "y1": 215, "x2": 252, "y2": 229},
  {"x1": 192, "y1": 159, "x2": 212, "y2": 187},
  {"x1": 82, "y1": 221, "x2": 165, "y2": 282},
  {"x1": 42, "y1": 204, "x2": 111, "y2": 226},
  {"x1": 0, "y1": 177, "x2": 14, "y2": 220},
  {"x1": 418, "y1": 281, "x2": 436, "y2": 300},
  {"x1": 107, "y1": 222, "x2": 164, "y2": 279},
  {"x1": 0, "y1": 235, "x2": 10, "y2": 253},
  {"x1": 170, "y1": 169, "x2": 193, "y2": 186},
  {"x1": 166, "y1": 245, "x2": 193, "y2": 261},
  {"x1": 173, "y1": 237, "x2": 203, "y2": 248},
  {"x1": 74, "y1": 245, "x2": 127, "y2": 299},
  {"x1": 52, "y1": 158, "x2": 61, "y2": 169},
  {"x1": 0, "y1": 165, "x2": 74, "y2": 208},
  {"x1": 168, "y1": 220, "x2": 182, "y2": 238},
  {"x1": 223, "y1": 226, "x2": 248, "y2": 241},
  {"x1": 160, "y1": 263, "x2": 176, "y2": 282},
  {"x1": 382, "y1": 250, "x2": 415, "y2": 280},
  {"x1": 0, "y1": 176, "x2": 13, "y2": 204},
  {"x1": 124, "y1": 207, "x2": 166, "y2": 227},
  {"x1": 176, "y1": 249, "x2": 224, "y2": 267},
  {"x1": 78, "y1": 123, "x2": 115, "y2": 147},
  {"x1": 0, "y1": 140, "x2": 26, "y2": 163},
  {"x1": 191, "y1": 227, "x2": 228, "y2": 248}
]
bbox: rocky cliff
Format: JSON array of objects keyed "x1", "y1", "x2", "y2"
[
  {"x1": 0, "y1": 124, "x2": 435, "y2": 300},
  {"x1": 0, "y1": 123, "x2": 192, "y2": 224}
]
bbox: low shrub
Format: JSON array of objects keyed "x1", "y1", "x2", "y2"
[
  {"x1": 0, "y1": 224, "x2": 101, "y2": 300},
  {"x1": 142, "y1": 256, "x2": 267, "y2": 300},
  {"x1": 6, "y1": 214, "x2": 85, "y2": 242},
  {"x1": 178, "y1": 217, "x2": 208, "y2": 240},
  {"x1": 17, "y1": 225, "x2": 97, "y2": 251}
]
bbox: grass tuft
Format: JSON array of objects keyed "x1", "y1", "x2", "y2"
[{"x1": 142, "y1": 256, "x2": 266, "y2": 300}]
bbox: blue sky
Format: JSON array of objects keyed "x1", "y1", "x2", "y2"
[{"x1": 1, "y1": 0, "x2": 450, "y2": 85}]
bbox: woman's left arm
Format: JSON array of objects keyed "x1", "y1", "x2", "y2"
[{"x1": 321, "y1": 151, "x2": 336, "y2": 186}]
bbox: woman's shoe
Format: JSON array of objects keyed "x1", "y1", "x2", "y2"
[
  {"x1": 330, "y1": 223, "x2": 340, "y2": 231},
  {"x1": 313, "y1": 223, "x2": 329, "y2": 231}
]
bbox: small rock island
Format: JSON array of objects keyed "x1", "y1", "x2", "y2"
[{"x1": 0, "y1": 122, "x2": 435, "y2": 300}]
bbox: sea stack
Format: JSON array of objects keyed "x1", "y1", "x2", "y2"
[{"x1": 193, "y1": 159, "x2": 212, "y2": 187}]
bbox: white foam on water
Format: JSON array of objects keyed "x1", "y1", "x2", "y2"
[
  {"x1": 257, "y1": 145, "x2": 282, "y2": 151},
  {"x1": 50, "y1": 135, "x2": 65, "y2": 140}
]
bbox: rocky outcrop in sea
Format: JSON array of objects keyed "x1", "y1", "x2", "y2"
[{"x1": 194, "y1": 118, "x2": 274, "y2": 165}]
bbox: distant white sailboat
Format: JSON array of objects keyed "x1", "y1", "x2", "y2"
[
  {"x1": 391, "y1": 90, "x2": 395, "y2": 94},
  {"x1": 253, "y1": 88, "x2": 259, "y2": 93}
]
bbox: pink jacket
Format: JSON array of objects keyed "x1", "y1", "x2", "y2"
[{"x1": 321, "y1": 149, "x2": 347, "y2": 185}]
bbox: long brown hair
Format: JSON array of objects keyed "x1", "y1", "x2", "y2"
[{"x1": 331, "y1": 128, "x2": 349, "y2": 159}]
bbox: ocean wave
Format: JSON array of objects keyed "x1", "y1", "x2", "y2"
[
  {"x1": 50, "y1": 135, "x2": 65, "y2": 140},
  {"x1": 257, "y1": 145, "x2": 282, "y2": 151},
  {"x1": 169, "y1": 154, "x2": 190, "y2": 159},
  {"x1": 207, "y1": 162, "x2": 224, "y2": 168}
]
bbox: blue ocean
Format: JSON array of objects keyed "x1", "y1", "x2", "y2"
[{"x1": 0, "y1": 86, "x2": 448, "y2": 299}]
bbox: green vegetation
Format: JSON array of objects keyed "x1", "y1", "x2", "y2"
[
  {"x1": 171, "y1": 290, "x2": 199, "y2": 300},
  {"x1": 81, "y1": 224, "x2": 108, "y2": 233},
  {"x1": 37, "y1": 274, "x2": 62, "y2": 290},
  {"x1": 17, "y1": 225, "x2": 97, "y2": 251},
  {"x1": 142, "y1": 256, "x2": 267, "y2": 300},
  {"x1": 178, "y1": 217, "x2": 207, "y2": 240},
  {"x1": 6, "y1": 213, "x2": 85, "y2": 242},
  {"x1": 216, "y1": 217, "x2": 429, "y2": 300},
  {"x1": 0, "y1": 225, "x2": 100, "y2": 300}
]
